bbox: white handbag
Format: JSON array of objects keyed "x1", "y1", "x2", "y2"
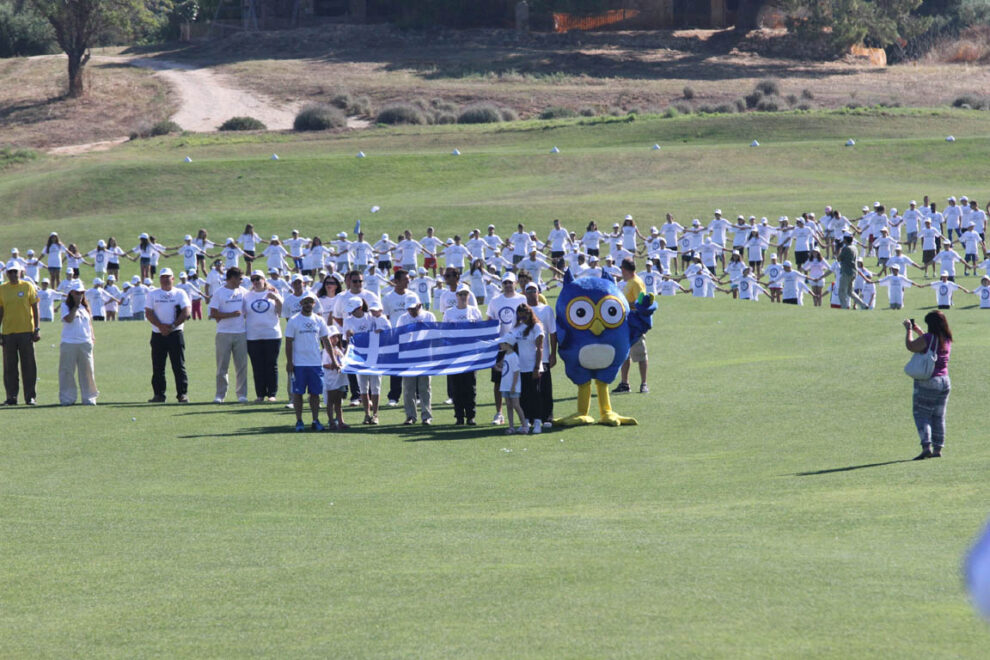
[{"x1": 904, "y1": 335, "x2": 938, "y2": 381}]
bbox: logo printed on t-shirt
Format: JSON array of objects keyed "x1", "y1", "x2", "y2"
[{"x1": 251, "y1": 299, "x2": 272, "y2": 313}]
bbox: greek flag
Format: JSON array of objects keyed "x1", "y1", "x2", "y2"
[{"x1": 342, "y1": 320, "x2": 500, "y2": 376}]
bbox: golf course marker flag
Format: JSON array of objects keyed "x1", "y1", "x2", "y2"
[
  {"x1": 846, "y1": 138, "x2": 856, "y2": 146},
  {"x1": 452, "y1": 148, "x2": 461, "y2": 156},
  {"x1": 550, "y1": 146, "x2": 560, "y2": 154},
  {"x1": 946, "y1": 135, "x2": 956, "y2": 142},
  {"x1": 271, "y1": 153, "x2": 279, "y2": 160},
  {"x1": 184, "y1": 156, "x2": 192, "y2": 163},
  {"x1": 652, "y1": 144, "x2": 661, "y2": 150},
  {"x1": 357, "y1": 151, "x2": 366, "y2": 158},
  {"x1": 750, "y1": 140, "x2": 759, "y2": 147}
]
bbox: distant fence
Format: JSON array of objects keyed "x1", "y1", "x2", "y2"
[
  {"x1": 552, "y1": 9, "x2": 640, "y2": 33},
  {"x1": 849, "y1": 44, "x2": 887, "y2": 67}
]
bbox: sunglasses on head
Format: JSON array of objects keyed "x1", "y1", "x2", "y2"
[{"x1": 250, "y1": 276, "x2": 261, "y2": 282}]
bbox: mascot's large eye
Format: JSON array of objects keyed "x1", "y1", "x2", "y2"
[
  {"x1": 566, "y1": 297, "x2": 595, "y2": 330},
  {"x1": 597, "y1": 295, "x2": 626, "y2": 328}
]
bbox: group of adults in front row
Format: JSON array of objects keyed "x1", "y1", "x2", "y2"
[{"x1": 0, "y1": 252, "x2": 651, "y2": 437}]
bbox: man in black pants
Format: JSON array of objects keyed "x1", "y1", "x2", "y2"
[{"x1": 146, "y1": 268, "x2": 192, "y2": 403}]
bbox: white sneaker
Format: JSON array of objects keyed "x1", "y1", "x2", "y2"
[
  {"x1": 238, "y1": 396, "x2": 248, "y2": 403},
  {"x1": 521, "y1": 423, "x2": 530, "y2": 435},
  {"x1": 532, "y1": 419, "x2": 542, "y2": 434},
  {"x1": 387, "y1": 399, "x2": 398, "y2": 407},
  {"x1": 213, "y1": 397, "x2": 224, "y2": 404},
  {"x1": 492, "y1": 413, "x2": 504, "y2": 425},
  {"x1": 543, "y1": 421, "x2": 552, "y2": 429},
  {"x1": 444, "y1": 398, "x2": 453, "y2": 405}
]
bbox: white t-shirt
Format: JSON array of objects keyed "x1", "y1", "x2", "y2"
[
  {"x1": 238, "y1": 232, "x2": 262, "y2": 251},
  {"x1": 442, "y1": 306, "x2": 484, "y2": 323},
  {"x1": 244, "y1": 289, "x2": 283, "y2": 340},
  {"x1": 931, "y1": 280, "x2": 961, "y2": 307},
  {"x1": 780, "y1": 270, "x2": 807, "y2": 300},
  {"x1": 877, "y1": 275, "x2": 912, "y2": 306},
  {"x1": 973, "y1": 285, "x2": 990, "y2": 309},
  {"x1": 177, "y1": 244, "x2": 205, "y2": 270},
  {"x1": 548, "y1": 228, "x2": 570, "y2": 252},
  {"x1": 38, "y1": 288, "x2": 61, "y2": 319},
  {"x1": 482, "y1": 234, "x2": 503, "y2": 259},
  {"x1": 262, "y1": 244, "x2": 289, "y2": 271},
  {"x1": 499, "y1": 351, "x2": 521, "y2": 394},
  {"x1": 659, "y1": 279, "x2": 680, "y2": 296},
  {"x1": 396, "y1": 309, "x2": 436, "y2": 327},
  {"x1": 282, "y1": 291, "x2": 305, "y2": 319},
  {"x1": 146, "y1": 286, "x2": 191, "y2": 333},
  {"x1": 285, "y1": 313, "x2": 330, "y2": 367},
  {"x1": 919, "y1": 227, "x2": 941, "y2": 251},
  {"x1": 487, "y1": 292, "x2": 525, "y2": 336},
  {"x1": 209, "y1": 285, "x2": 249, "y2": 334},
  {"x1": 84, "y1": 288, "x2": 111, "y2": 317},
  {"x1": 659, "y1": 223, "x2": 683, "y2": 246},
  {"x1": 443, "y1": 244, "x2": 470, "y2": 270},
  {"x1": 411, "y1": 277, "x2": 433, "y2": 305},
  {"x1": 510, "y1": 323, "x2": 544, "y2": 372},
  {"x1": 509, "y1": 231, "x2": 532, "y2": 256},
  {"x1": 285, "y1": 237, "x2": 309, "y2": 257},
  {"x1": 60, "y1": 304, "x2": 93, "y2": 344},
  {"x1": 932, "y1": 250, "x2": 963, "y2": 277},
  {"x1": 765, "y1": 263, "x2": 784, "y2": 287},
  {"x1": 87, "y1": 248, "x2": 110, "y2": 272},
  {"x1": 638, "y1": 270, "x2": 660, "y2": 294},
  {"x1": 398, "y1": 239, "x2": 425, "y2": 265}
]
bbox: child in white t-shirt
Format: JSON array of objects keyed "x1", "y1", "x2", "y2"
[
  {"x1": 322, "y1": 327, "x2": 348, "y2": 429},
  {"x1": 496, "y1": 340, "x2": 527, "y2": 434}
]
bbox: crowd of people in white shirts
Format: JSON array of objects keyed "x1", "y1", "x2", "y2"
[{"x1": 5, "y1": 197, "x2": 988, "y2": 418}]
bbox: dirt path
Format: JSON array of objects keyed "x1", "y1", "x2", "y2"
[{"x1": 128, "y1": 58, "x2": 300, "y2": 131}]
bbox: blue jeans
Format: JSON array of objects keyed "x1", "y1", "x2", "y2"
[{"x1": 913, "y1": 375, "x2": 951, "y2": 448}]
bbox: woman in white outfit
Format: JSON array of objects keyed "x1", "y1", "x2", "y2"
[{"x1": 59, "y1": 281, "x2": 99, "y2": 405}]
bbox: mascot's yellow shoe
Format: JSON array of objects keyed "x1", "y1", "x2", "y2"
[
  {"x1": 553, "y1": 381, "x2": 639, "y2": 427},
  {"x1": 555, "y1": 413, "x2": 597, "y2": 427}
]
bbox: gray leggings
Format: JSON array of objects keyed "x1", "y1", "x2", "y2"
[{"x1": 913, "y1": 375, "x2": 951, "y2": 448}]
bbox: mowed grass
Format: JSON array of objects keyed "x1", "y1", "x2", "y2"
[{"x1": 2, "y1": 111, "x2": 990, "y2": 657}]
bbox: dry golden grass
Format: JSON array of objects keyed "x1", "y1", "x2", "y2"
[
  {"x1": 194, "y1": 28, "x2": 990, "y2": 119},
  {"x1": 0, "y1": 55, "x2": 177, "y2": 150}
]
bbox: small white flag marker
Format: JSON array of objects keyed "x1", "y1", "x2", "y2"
[
  {"x1": 946, "y1": 135, "x2": 956, "y2": 142},
  {"x1": 370, "y1": 206, "x2": 381, "y2": 213},
  {"x1": 451, "y1": 148, "x2": 461, "y2": 156},
  {"x1": 271, "y1": 153, "x2": 279, "y2": 160},
  {"x1": 652, "y1": 144, "x2": 661, "y2": 150},
  {"x1": 184, "y1": 156, "x2": 192, "y2": 163},
  {"x1": 845, "y1": 139, "x2": 856, "y2": 146},
  {"x1": 357, "y1": 151, "x2": 366, "y2": 158},
  {"x1": 750, "y1": 140, "x2": 759, "y2": 147},
  {"x1": 550, "y1": 146, "x2": 560, "y2": 154}
]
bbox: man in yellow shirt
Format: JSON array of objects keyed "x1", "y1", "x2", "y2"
[
  {"x1": 612, "y1": 258, "x2": 649, "y2": 394},
  {"x1": 0, "y1": 260, "x2": 41, "y2": 405}
]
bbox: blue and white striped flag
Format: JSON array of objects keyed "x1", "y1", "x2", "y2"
[{"x1": 341, "y1": 320, "x2": 500, "y2": 376}]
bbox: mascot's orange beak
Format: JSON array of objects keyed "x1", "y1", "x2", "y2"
[{"x1": 590, "y1": 318, "x2": 605, "y2": 336}]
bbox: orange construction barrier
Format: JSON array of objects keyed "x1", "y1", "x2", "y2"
[{"x1": 552, "y1": 9, "x2": 640, "y2": 33}]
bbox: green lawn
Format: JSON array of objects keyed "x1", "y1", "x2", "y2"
[{"x1": 2, "y1": 110, "x2": 990, "y2": 657}]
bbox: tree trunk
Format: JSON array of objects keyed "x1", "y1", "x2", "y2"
[
  {"x1": 66, "y1": 47, "x2": 89, "y2": 98},
  {"x1": 734, "y1": 0, "x2": 764, "y2": 32}
]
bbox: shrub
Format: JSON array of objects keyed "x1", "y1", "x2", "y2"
[
  {"x1": 626, "y1": 107, "x2": 641, "y2": 115},
  {"x1": 377, "y1": 102, "x2": 427, "y2": 125},
  {"x1": 952, "y1": 95, "x2": 983, "y2": 108},
  {"x1": 347, "y1": 96, "x2": 373, "y2": 117},
  {"x1": 662, "y1": 106, "x2": 680, "y2": 119},
  {"x1": 755, "y1": 79, "x2": 781, "y2": 96},
  {"x1": 411, "y1": 97, "x2": 431, "y2": 111},
  {"x1": 293, "y1": 104, "x2": 346, "y2": 131},
  {"x1": 608, "y1": 106, "x2": 624, "y2": 116},
  {"x1": 682, "y1": 85, "x2": 696, "y2": 100},
  {"x1": 756, "y1": 97, "x2": 780, "y2": 112},
  {"x1": 697, "y1": 104, "x2": 716, "y2": 114},
  {"x1": 845, "y1": 101, "x2": 864, "y2": 110},
  {"x1": 219, "y1": 116, "x2": 266, "y2": 131},
  {"x1": 457, "y1": 103, "x2": 502, "y2": 124},
  {"x1": 0, "y1": 146, "x2": 38, "y2": 170},
  {"x1": 785, "y1": 93, "x2": 798, "y2": 106},
  {"x1": 539, "y1": 106, "x2": 577, "y2": 119},
  {"x1": 801, "y1": 88, "x2": 815, "y2": 100},
  {"x1": 579, "y1": 106, "x2": 596, "y2": 117},
  {"x1": 330, "y1": 92, "x2": 352, "y2": 110},
  {"x1": 434, "y1": 112, "x2": 457, "y2": 124},
  {"x1": 734, "y1": 98, "x2": 747, "y2": 113},
  {"x1": 796, "y1": 103, "x2": 812, "y2": 111},
  {"x1": 744, "y1": 90, "x2": 763, "y2": 109},
  {"x1": 673, "y1": 102, "x2": 693, "y2": 115},
  {"x1": 430, "y1": 98, "x2": 459, "y2": 114},
  {"x1": 714, "y1": 103, "x2": 737, "y2": 114},
  {"x1": 499, "y1": 107, "x2": 519, "y2": 122},
  {"x1": 130, "y1": 120, "x2": 181, "y2": 140}
]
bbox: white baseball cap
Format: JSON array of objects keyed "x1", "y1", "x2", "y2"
[
  {"x1": 139, "y1": 232, "x2": 149, "y2": 239},
  {"x1": 300, "y1": 292, "x2": 317, "y2": 303},
  {"x1": 68, "y1": 280, "x2": 85, "y2": 292},
  {"x1": 26, "y1": 249, "x2": 34, "y2": 256},
  {"x1": 92, "y1": 278, "x2": 102, "y2": 285},
  {"x1": 501, "y1": 272, "x2": 517, "y2": 283},
  {"x1": 159, "y1": 268, "x2": 174, "y2": 277},
  {"x1": 783, "y1": 260, "x2": 793, "y2": 267},
  {"x1": 131, "y1": 275, "x2": 140, "y2": 284},
  {"x1": 347, "y1": 298, "x2": 364, "y2": 313},
  {"x1": 268, "y1": 267, "x2": 279, "y2": 273},
  {"x1": 184, "y1": 234, "x2": 193, "y2": 241},
  {"x1": 417, "y1": 267, "x2": 428, "y2": 275},
  {"x1": 178, "y1": 271, "x2": 187, "y2": 279},
  {"x1": 270, "y1": 235, "x2": 278, "y2": 241},
  {"x1": 143, "y1": 278, "x2": 153, "y2": 285},
  {"x1": 624, "y1": 214, "x2": 633, "y2": 220},
  {"x1": 97, "y1": 240, "x2": 106, "y2": 248},
  {"x1": 251, "y1": 270, "x2": 265, "y2": 278},
  {"x1": 5, "y1": 260, "x2": 21, "y2": 271},
  {"x1": 107, "y1": 275, "x2": 116, "y2": 282},
  {"x1": 714, "y1": 209, "x2": 722, "y2": 214}
]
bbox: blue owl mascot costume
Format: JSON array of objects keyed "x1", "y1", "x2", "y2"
[{"x1": 554, "y1": 270, "x2": 656, "y2": 427}]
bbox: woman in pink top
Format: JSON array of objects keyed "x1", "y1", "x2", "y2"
[{"x1": 903, "y1": 310, "x2": 952, "y2": 459}]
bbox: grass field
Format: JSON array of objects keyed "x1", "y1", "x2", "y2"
[{"x1": 2, "y1": 110, "x2": 990, "y2": 657}]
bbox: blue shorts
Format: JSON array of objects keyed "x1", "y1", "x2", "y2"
[{"x1": 292, "y1": 366, "x2": 322, "y2": 395}]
